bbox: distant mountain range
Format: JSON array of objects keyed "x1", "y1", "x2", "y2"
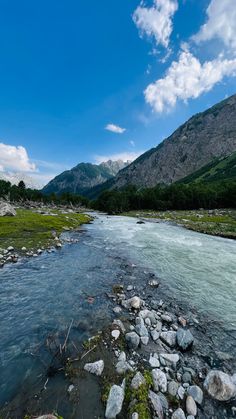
[
  {"x1": 42, "y1": 159, "x2": 130, "y2": 195},
  {"x1": 0, "y1": 172, "x2": 42, "y2": 189},
  {"x1": 42, "y1": 94, "x2": 236, "y2": 198}
]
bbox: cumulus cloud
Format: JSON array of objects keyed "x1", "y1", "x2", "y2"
[
  {"x1": 94, "y1": 151, "x2": 143, "y2": 164},
  {"x1": 133, "y1": 0, "x2": 178, "y2": 48},
  {"x1": 105, "y1": 123, "x2": 126, "y2": 134},
  {"x1": 193, "y1": 0, "x2": 236, "y2": 52},
  {"x1": 0, "y1": 143, "x2": 36, "y2": 172},
  {"x1": 144, "y1": 50, "x2": 236, "y2": 113}
]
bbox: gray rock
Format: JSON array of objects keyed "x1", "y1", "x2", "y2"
[
  {"x1": 125, "y1": 332, "x2": 140, "y2": 349},
  {"x1": 105, "y1": 379, "x2": 125, "y2": 419},
  {"x1": 132, "y1": 414, "x2": 139, "y2": 419},
  {"x1": 113, "y1": 306, "x2": 122, "y2": 314},
  {"x1": 161, "y1": 314, "x2": 172, "y2": 323},
  {"x1": 158, "y1": 392, "x2": 169, "y2": 410},
  {"x1": 160, "y1": 353, "x2": 180, "y2": 368},
  {"x1": 187, "y1": 416, "x2": 195, "y2": 419},
  {"x1": 131, "y1": 372, "x2": 146, "y2": 390},
  {"x1": 113, "y1": 319, "x2": 125, "y2": 333},
  {"x1": 122, "y1": 296, "x2": 142, "y2": 310},
  {"x1": 178, "y1": 386, "x2": 185, "y2": 400},
  {"x1": 111, "y1": 330, "x2": 120, "y2": 340},
  {"x1": 155, "y1": 320, "x2": 163, "y2": 332},
  {"x1": 171, "y1": 408, "x2": 186, "y2": 419},
  {"x1": 145, "y1": 317, "x2": 151, "y2": 326},
  {"x1": 118, "y1": 351, "x2": 126, "y2": 362},
  {"x1": 0, "y1": 201, "x2": 16, "y2": 217},
  {"x1": 148, "y1": 279, "x2": 159, "y2": 287},
  {"x1": 160, "y1": 331, "x2": 177, "y2": 347},
  {"x1": 204, "y1": 370, "x2": 236, "y2": 401},
  {"x1": 135, "y1": 323, "x2": 149, "y2": 337},
  {"x1": 177, "y1": 329, "x2": 194, "y2": 351},
  {"x1": 151, "y1": 330, "x2": 160, "y2": 341},
  {"x1": 182, "y1": 372, "x2": 192, "y2": 383},
  {"x1": 35, "y1": 416, "x2": 57, "y2": 419},
  {"x1": 187, "y1": 386, "x2": 203, "y2": 405},
  {"x1": 152, "y1": 369, "x2": 167, "y2": 393},
  {"x1": 168, "y1": 381, "x2": 179, "y2": 397},
  {"x1": 141, "y1": 336, "x2": 149, "y2": 345},
  {"x1": 148, "y1": 390, "x2": 163, "y2": 419},
  {"x1": 84, "y1": 360, "x2": 104, "y2": 376},
  {"x1": 186, "y1": 395, "x2": 197, "y2": 416},
  {"x1": 127, "y1": 285, "x2": 134, "y2": 291},
  {"x1": 116, "y1": 360, "x2": 133, "y2": 375},
  {"x1": 149, "y1": 353, "x2": 160, "y2": 368}
]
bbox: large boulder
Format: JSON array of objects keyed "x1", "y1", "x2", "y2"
[
  {"x1": 0, "y1": 201, "x2": 16, "y2": 217},
  {"x1": 105, "y1": 379, "x2": 125, "y2": 418},
  {"x1": 204, "y1": 370, "x2": 236, "y2": 401},
  {"x1": 152, "y1": 369, "x2": 167, "y2": 393}
]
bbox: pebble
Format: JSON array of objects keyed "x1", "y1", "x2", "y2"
[
  {"x1": 149, "y1": 353, "x2": 160, "y2": 368},
  {"x1": 151, "y1": 330, "x2": 160, "y2": 341},
  {"x1": 178, "y1": 385, "x2": 185, "y2": 400},
  {"x1": 186, "y1": 395, "x2": 197, "y2": 416},
  {"x1": 111, "y1": 330, "x2": 120, "y2": 340},
  {"x1": 131, "y1": 372, "x2": 146, "y2": 389},
  {"x1": 84, "y1": 360, "x2": 104, "y2": 376},
  {"x1": 152, "y1": 369, "x2": 167, "y2": 393},
  {"x1": 168, "y1": 381, "x2": 179, "y2": 397},
  {"x1": 171, "y1": 408, "x2": 186, "y2": 419},
  {"x1": 177, "y1": 329, "x2": 194, "y2": 351},
  {"x1": 187, "y1": 385, "x2": 203, "y2": 405},
  {"x1": 125, "y1": 332, "x2": 140, "y2": 349},
  {"x1": 160, "y1": 331, "x2": 177, "y2": 347},
  {"x1": 159, "y1": 353, "x2": 180, "y2": 369}
]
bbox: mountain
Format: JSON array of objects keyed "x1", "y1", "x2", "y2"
[
  {"x1": 0, "y1": 172, "x2": 42, "y2": 189},
  {"x1": 112, "y1": 94, "x2": 236, "y2": 189},
  {"x1": 178, "y1": 151, "x2": 236, "y2": 184},
  {"x1": 42, "y1": 160, "x2": 129, "y2": 195}
]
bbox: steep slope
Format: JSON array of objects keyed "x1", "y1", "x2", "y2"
[
  {"x1": 42, "y1": 160, "x2": 129, "y2": 195},
  {"x1": 178, "y1": 151, "x2": 236, "y2": 184},
  {"x1": 113, "y1": 94, "x2": 236, "y2": 189}
]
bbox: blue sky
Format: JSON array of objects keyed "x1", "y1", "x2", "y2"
[{"x1": 0, "y1": 0, "x2": 236, "y2": 186}]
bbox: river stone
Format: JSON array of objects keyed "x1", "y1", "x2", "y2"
[
  {"x1": 148, "y1": 390, "x2": 163, "y2": 419},
  {"x1": 105, "y1": 379, "x2": 125, "y2": 419},
  {"x1": 118, "y1": 351, "x2": 126, "y2": 362},
  {"x1": 125, "y1": 332, "x2": 140, "y2": 349},
  {"x1": 84, "y1": 360, "x2": 104, "y2": 376},
  {"x1": 113, "y1": 319, "x2": 125, "y2": 333},
  {"x1": 122, "y1": 296, "x2": 142, "y2": 310},
  {"x1": 204, "y1": 370, "x2": 236, "y2": 401},
  {"x1": 160, "y1": 331, "x2": 177, "y2": 347},
  {"x1": 141, "y1": 336, "x2": 149, "y2": 345},
  {"x1": 116, "y1": 360, "x2": 133, "y2": 375},
  {"x1": 160, "y1": 353, "x2": 180, "y2": 369},
  {"x1": 168, "y1": 381, "x2": 179, "y2": 397},
  {"x1": 182, "y1": 372, "x2": 192, "y2": 383},
  {"x1": 135, "y1": 323, "x2": 149, "y2": 337},
  {"x1": 151, "y1": 330, "x2": 160, "y2": 342},
  {"x1": 186, "y1": 395, "x2": 197, "y2": 416},
  {"x1": 131, "y1": 372, "x2": 146, "y2": 389},
  {"x1": 171, "y1": 408, "x2": 186, "y2": 419},
  {"x1": 111, "y1": 330, "x2": 120, "y2": 340},
  {"x1": 132, "y1": 414, "x2": 139, "y2": 419},
  {"x1": 152, "y1": 369, "x2": 167, "y2": 393},
  {"x1": 149, "y1": 353, "x2": 160, "y2": 368},
  {"x1": 35, "y1": 416, "x2": 57, "y2": 419},
  {"x1": 177, "y1": 329, "x2": 194, "y2": 351},
  {"x1": 161, "y1": 314, "x2": 172, "y2": 323},
  {"x1": 0, "y1": 201, "x2": 16, "y2": 217},
  {"x1": 187, "y1": 386, "x2": 203, "y2": 405}
]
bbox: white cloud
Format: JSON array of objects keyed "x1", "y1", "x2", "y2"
[
  {"x1": 94, "y1": 151, "x2": 143, "y2": 164},
  {"x1": 0, "y1": 143, "x2": 36, "y2": 172},
  {"x1": 105, "y1": 123, "x2": 126, "y2": 134},
  {"x1": 130, "y1": 140, "x2": 135, "y2": 147},
  {"x1": 133, "y1": 0, "x2": 178, "y2": 48},
  {"x1": 144, "y1": 50, "x2": 236, "y2": 113},
  {"x1": 193, "y1": 0, "x2": 236, "y2": 52}
]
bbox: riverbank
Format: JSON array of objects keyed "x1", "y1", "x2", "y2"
[
  {"x1": 0, "y1": 206, "x2": 92, "y2": 267},
  {"x1": 122, "y1": 209, "x2": 236, "y2": 240},
  {"x1": 2, "y1": 263, "x2": 235, "y2": 418}
]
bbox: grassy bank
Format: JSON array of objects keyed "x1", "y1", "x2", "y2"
[
  {"x1": 122, "y1": 209, "x2": 236, "y2": 239},
  {"x1": 0, "y1": 208, "x2": 92, "y2": 252}
]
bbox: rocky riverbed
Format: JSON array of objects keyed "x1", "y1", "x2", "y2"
[{"x1": 4, "y1": 269, "x2": 234, "y2": 419}]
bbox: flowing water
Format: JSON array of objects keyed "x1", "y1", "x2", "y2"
[{"x1": 0, "y1": 214, "x2": 236, "y2": 414}]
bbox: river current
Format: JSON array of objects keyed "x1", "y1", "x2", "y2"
[{"x1": 0, "y1": 214, "x2": 235, "y2": 413}]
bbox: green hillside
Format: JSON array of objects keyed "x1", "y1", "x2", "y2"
[{"x1": 179, "y1": 151, "x2": 236, "y2": 184}]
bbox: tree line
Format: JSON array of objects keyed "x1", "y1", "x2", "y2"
[
  {"x1": 0, "y1": 179, "x2": 89, "y2": 207},
  {"x1": 91, "y1": 181, "x2": 236, "y2": 214}
]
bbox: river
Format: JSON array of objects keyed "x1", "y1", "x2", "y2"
[{"x1": 0, "y1": 214, "x2": 235, "y2": 416}]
